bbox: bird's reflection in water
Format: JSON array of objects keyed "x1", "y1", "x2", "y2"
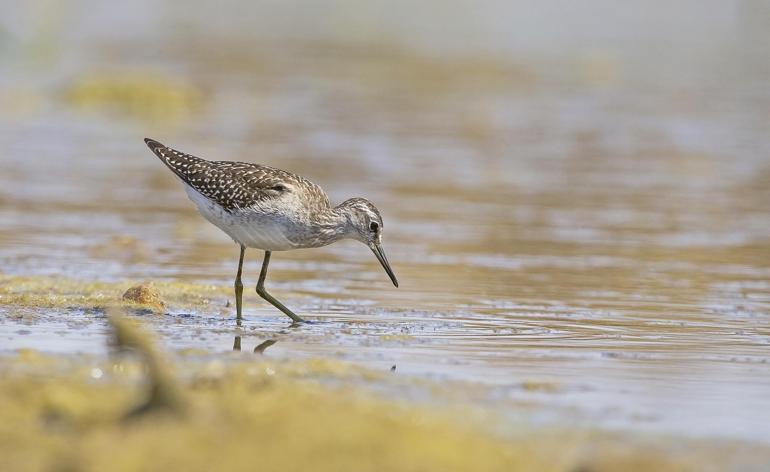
[
  {"x1": 254, "y1": 339, "x2": 277, "y2": 354},
  {"x1": 233, "y1": 317, "x2": 242, "y2": 351},
  {"x1": 232, "y1": 318, "x2": 278, "y2": 353},
  {"x1": 233, "y1": 336, "x2": 278, "y2": 353}
]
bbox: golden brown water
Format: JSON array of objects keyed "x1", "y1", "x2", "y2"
[{"x1": 1, "y1": 0, "x2": 769, "y2": 447}]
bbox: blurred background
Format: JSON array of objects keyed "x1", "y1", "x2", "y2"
[{"x1": 1, "y1": 0, "x2": 769, "y2": 443}]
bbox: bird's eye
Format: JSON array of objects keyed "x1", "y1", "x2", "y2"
[
  {"x1": 270, "y1": 184, "x2": 286, "y2": 192},
  {"x1": 369, "y1": 221, "x2": 379, "y2": 232}
]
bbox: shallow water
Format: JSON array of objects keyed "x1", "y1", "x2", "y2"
[{"x1": 1, "y1": 0, "x2": 770, "y2": 444}]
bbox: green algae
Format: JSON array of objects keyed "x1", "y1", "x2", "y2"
[
  {"x1": 3, "y1": 356, "x2": 766, "y2": 472},
  {"x1": 0, "y1": 274, "x2": 229, "y2": 313},
  {"x1": 65, "y1": 72, "x2": 203, "y2": 125},
  {"x1": 0, "y1": 351, "x2": 728, "y2": 472},
  {"x1": 1, "y1": 313, "x2": 767, "y2": 472},
  {"x1": 108, "y1": 311, "x2": 185, "y2": 418}
]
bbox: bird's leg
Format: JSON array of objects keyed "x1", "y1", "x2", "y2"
[
  {"x1": 234, "y1": 244, "x2": 245, "y2": 321},
  {"x1": 256, "y1": 250, "x2": 305, "y2": 323}
]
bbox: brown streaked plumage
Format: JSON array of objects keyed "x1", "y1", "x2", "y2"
[
  {"x1": 145, "y1": 138, "x2": 328, "y2": 214},
  {"x1": 144, "y1": 138, "x2": 398, "y2": 323}
]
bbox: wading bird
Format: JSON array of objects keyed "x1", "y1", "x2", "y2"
[{"x1": 144, "y1": 138, "x2": 398, "y2": 323}]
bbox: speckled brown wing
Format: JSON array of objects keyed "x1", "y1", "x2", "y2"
[
  {"x1": 236, "y1": 161, "x2": 333, "y2": 213},
  {"x1": 144, "y1": 138, "x2": 288, "y2": 212}
]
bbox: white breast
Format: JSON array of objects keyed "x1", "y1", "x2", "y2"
[{"x1": 184, "y1": 185, "x2": 297, "y2": 251}]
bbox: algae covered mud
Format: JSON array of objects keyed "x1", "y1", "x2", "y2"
[
  {"x1": 2, "y1": 1, "x2": 770, "y2": 470},
  {"x1": 4, "y1": 314, "x2": 767, "y2": 472}
]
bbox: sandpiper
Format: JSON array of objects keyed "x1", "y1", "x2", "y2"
[{"x1": 144, "y1": 138, "x2": 398, "y2": 323}]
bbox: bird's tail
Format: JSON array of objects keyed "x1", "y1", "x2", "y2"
[
  {"x1": 143, "y1": 137, "x2": 205, "y2": 181},
  {"x1": 144, "y1": 137, "x2": 167, "y2": 157}
]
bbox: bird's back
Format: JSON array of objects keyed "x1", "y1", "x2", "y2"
[
  {"x1": 144, "y1": 138, "x2": 335, "y2": 250},
  {"x1": 145, "y1": 138, "x2": 328, "y2": 211}
]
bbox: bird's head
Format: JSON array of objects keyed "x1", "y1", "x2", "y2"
[{"x1": 337, "y1": 198, "x2": 398, "y2": 287}]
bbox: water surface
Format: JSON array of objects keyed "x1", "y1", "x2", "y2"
[{"x1": 1, "y1": 0, "x2": 769, "y2": 444}]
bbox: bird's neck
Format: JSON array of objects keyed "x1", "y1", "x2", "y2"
[{"x1": 306, "y1": 205, "x2": 353, "y2": 247}]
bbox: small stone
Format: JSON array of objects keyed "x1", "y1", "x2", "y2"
[{"x1": 122, "y1": 283, "x2": 165, "y2": 308}]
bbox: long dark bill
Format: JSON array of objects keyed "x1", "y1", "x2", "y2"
[{"x1": 370, "y1": 243, "x2": 398, "y2": 287}]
